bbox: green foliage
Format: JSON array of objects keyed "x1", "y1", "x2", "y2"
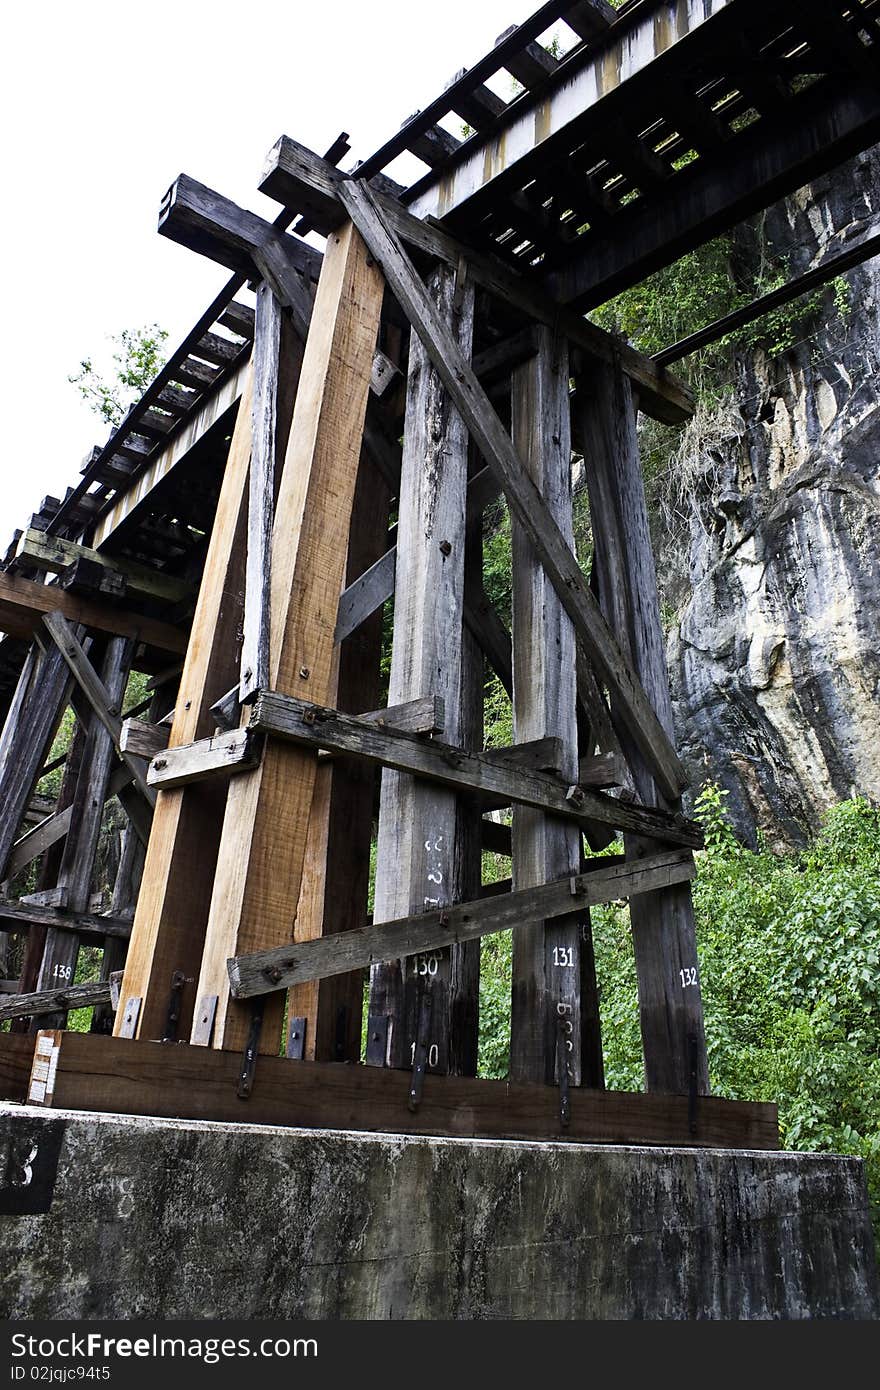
[
  {"x1": 477, "y1": 786, "x2": 880, "y2": 1247},
  {"x1": 69, "y1": 324, "x2": 168, "y2": 426}
]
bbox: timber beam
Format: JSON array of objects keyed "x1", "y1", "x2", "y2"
[
  {"x1": 0, "y1": 572, "x2": 187, "y2": 657},
  {"x1": 0, "y1": 981, "x2": 112, "y2": 1023},
  {"x1": 336, "y1": 178, "x2": 689, "y2": 800},
  {"x1": 0, "y1": 901, "x2": 131, "y2": 943},
  {"x1": 228, "y1": 850, "x2": 696, "y2": 1000},
  {"x1": 161, "y1": 150, "x2": 692, "y2": 425},
  {"x1": 14, "y1": 530, "x2": 192, "y2": 606},
  {"x1": 23, "y1": 1030, "x2": 779, "y2": 1150},
  {"x1": 246, "y1": 692, "x2": 700, "y2": 846}
]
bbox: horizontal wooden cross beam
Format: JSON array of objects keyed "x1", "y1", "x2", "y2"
[
  {"x1": 259, "y1": 136, "x2": 694, "y2": 425},
  {"x1": 336, "y1": 177, "x2": 688, "y2": 800},
  {"x1": 15, "y1": 530, "x2": 192, "y2": 606},
  {"x1": 23, "y1": 1030, "x2": 779, "y2": 1149},
  {"x1": 0, "y1": 980, "x2": 112, "y2": 1023},
  {"x1": 227, "y1": 848, "x2": 696, "y2": 1000},
  {"x1": 6, "y1": 763, "x2": 134, "y2": 879},
  {"x1": 0, "y1": 572, "x2": 187, "y2": 656},
  {"x1": 0, "y1": 898, "x2": 131, "y2": 942},
  {"x1": 246, "y1": 692, "x2": 700, "y2": 844}
]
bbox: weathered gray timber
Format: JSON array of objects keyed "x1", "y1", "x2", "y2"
[
  {"x1": 336, "y1": 177, "x2": 687, "y2": 802},
  {"x1": 577, "y1": 356, "x2": 709, "y2": 1096},
  {"x1": 0, "y1": 902, "x2": 131, "y2": 942},
  {"x1": 249, "y1": 692, "x2": 702, "y2": 847},
  {"x1": 92, "y1": 823, "x2": 146, "y2": 1034},
  {"x1": 0, "y1": 643, "x2": 73, "y2": 882},
  {"x1": 2, "y1": 1107, "x2": 874, "y2": 1318},
  {"x1": 370, "y1": 262, "x2": 476, "y2": 1074},
  {"x1": 259, "y1": 136, "x2": 695, "y2": 425},
  {"x1": 239, "y1": 283, "x2": 281, "y2": 703},
  {"x1": 36, "y1": 638, "x2": 133, "y2": 1027},
  {"x1": 42, "y1": 614, "x2": 155, "y2": 810},
  {"x1": 509, "y1": 324, "x2": 602, "y2": 1087},
  {"x1": 119, "y1": 718, "x2": 169, "y2": 760},
  {"x1": 0, "y1": 981, "x2": 111, "y2": 1022},
  {"x1": 334, "y1": 545, "x2": 396, "y2": 643},
  {"x1": 15, "y1": 530, "x2": 190, "y2": 605},
  {"x1": 228, "y1": 850, "x2": 696, "y2": 999},
  {"x1": 146, "y1": 728, "x2": 260, "y2": 792}
]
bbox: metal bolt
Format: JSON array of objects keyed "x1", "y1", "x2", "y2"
[
  {"x1": 299, "y1": 667, "x2": 310, "y2": 680},
  {"x1": 154, "y1": 758, "x2": 167, "y2": 770},
  {"x1": 184, "y1": 700, "x2": 192, "y2": 711},
  {"x1": 439, "y1": 539, "x2": 452, "y2": 556}
]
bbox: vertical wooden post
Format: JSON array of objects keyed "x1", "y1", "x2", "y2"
[
  {"x1": 36, "y1": 636, "x2": 133, "y2": 1026},
  {"x1": 114, "y1": 369, "x2": 258, "y2": 1042},
  {"x1": 285, "y1": 447, "x2": 391, "y2": 1061},
  {"x1": 239, "y1": 283, "x2": 282, "y2": 705},
  {"x1": 0, "y1": 642, "x2": 72, "y2": 880},
  {"x1": 10, "y1": 711, "x2": 87, "y2": 1027},
  {"x1": 90, "y1": 821, "x2": 146, "y2": 1033},
  {"x1": 369, "y1": 262, "x2": 476, "y2": 1073},
  {"x1": 509, "y1": 325, "x2": 603, "y2": 1087},
  {"x1": 192, "y1": 221, "x2": 384, "y2": 1054},
  {"x1": 577, "y1": 355, "x2": 708, "y2": 1095}
]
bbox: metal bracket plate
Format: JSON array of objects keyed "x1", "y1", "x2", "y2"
[
  {"x1": 237, "y1": 998, "x2": 265, "y2": 1099},
  {"x1": 162, "y1": 970, "x2": 192, "y2": 1043},
  {"x1": 408, "y1": 992, "x2": 433, "y2": 1113},
  {"x1": 557, "y1": 1018, "x2": 571, "y2": 1130},
  {"x1": 286, "y1": 1015, "x2": 307, "y2": 1060},
  {"x1": 365, "y1": 1014, "x2": 389, "y2": 1068},
  {"x1": 191, "y1": 994, "x2": 218, "y2": 1048},
  {"x1": 118, "y1": 996, "x2": 142, "y2": 1039}
]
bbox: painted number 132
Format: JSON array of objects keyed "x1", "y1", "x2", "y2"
[{"x1": 679, "y1": 966, "x2": 698, "y2": 988}]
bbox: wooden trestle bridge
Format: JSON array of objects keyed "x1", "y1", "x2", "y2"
[{"x1": 1, "y1": 0, "x2": 878, "y2": 1148}]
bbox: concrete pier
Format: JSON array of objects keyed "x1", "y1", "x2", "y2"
[{"x1": 1, "y1": 1105, "x2": 877, "y2": 1319}]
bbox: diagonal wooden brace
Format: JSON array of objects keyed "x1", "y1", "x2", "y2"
[{"x1": 336, "y1": 177, "x2": 688, "y2": 802}]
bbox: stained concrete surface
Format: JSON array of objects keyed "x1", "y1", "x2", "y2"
[{"x1": 0, "y1": 1105, "x2": 877, "y2": 1319}]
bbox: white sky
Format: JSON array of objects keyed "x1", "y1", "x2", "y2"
[{"x1": 0, "y1": 0, "x2": 552, "y2": 542}]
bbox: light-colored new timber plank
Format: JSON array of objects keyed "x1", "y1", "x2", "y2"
[
  {"x1": 192, "y1": 221, "x2": 384, "y2": 1053},
  {"x1": 113, "y1": 368, "x2": 259, "y2": 1043}
]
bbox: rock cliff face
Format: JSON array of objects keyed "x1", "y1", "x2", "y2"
[{"x1": 665, "y1": 150, "x2": 880, "y2": 849}]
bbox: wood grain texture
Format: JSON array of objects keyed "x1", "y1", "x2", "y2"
[
  {"x1": 0, "y1": 1031, "x2": 35, "y2": 1100},
  {"x1": 0, "y1": 572, "x2": 187, "y2": 655},
  {"x1": 113, "y1": 368, "x2": 259, "y2": 1044},
  {"x1": 240, "y1": 283, "x2": 281, "y2": 703},
  {"x1": 371, "y1": 262, "x2": 476, "y2": 1073},
  {"x1": 337, "y1": 179, "x2": 687, "y2": 802},
  {"x1": 250, "y1": 694, "x2": 702, "y2": 847},
  {"x1": 509, "y1": 326, "x2": 602, "y2": 1087},
  {"x1": 193, "y1": 222, "x2": 384, "y2": 1053},
  {"x1": 229, "y1": 851, "x2": 696, "y2": 998},
  {"x1": 36, "y1": 1031, "x2": 779, "y2": 1150},
  {"x1": 288, "y1": 448, "x2": 391, "y2": 1061},
  {"x1": 577, "y1": 356, "x2": 709, "y2": 1094}
]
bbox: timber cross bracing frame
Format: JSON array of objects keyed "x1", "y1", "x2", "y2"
[
  {"x1": 103, "y1": 123, "x2": 711, "y2": 1106},
  {"x1": 5, "y1": 0, "x2": 880, "y2": 1142}
]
